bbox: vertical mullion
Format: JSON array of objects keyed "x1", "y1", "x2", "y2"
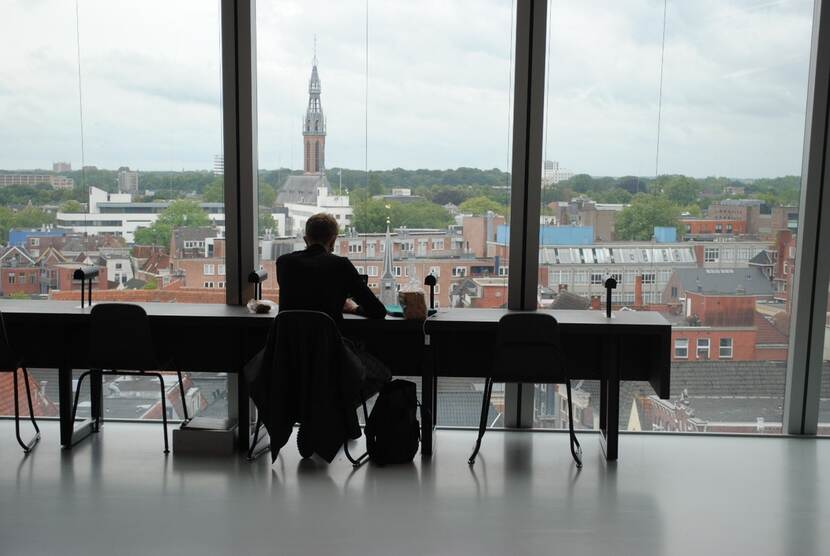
[
  {"x1": 505, "y1": 0, "x2": 547, "y2": 428},
  {"x1": 221, "y1": 0, "x2": 258, "y2": 307},
  {"x1": 784, "y1": 0, "x2": 830, "y2": 435}
]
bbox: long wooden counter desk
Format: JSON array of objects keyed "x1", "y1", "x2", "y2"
[{"x1": 0, "y1": 300, "x2": 670, "y2": 461}]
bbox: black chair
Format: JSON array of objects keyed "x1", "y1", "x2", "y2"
[
  {"x1": 71, "y1": 303, "x2": 190, "y2": 453},
  {"x1": 469, "y1": 312, "x2": 582, "y2": 468},
  {"x1": 246, "y1": 310, "x2": 369, "y2": 466},
  {"x1": 0, "y1": 311, "x2": 40, "y2": 453}
]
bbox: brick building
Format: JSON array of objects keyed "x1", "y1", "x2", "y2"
[{"x1": 679, "y1": 217, "x2": 747, "y2": 240}]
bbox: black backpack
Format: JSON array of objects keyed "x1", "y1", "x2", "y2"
[{"x1": 365, "y1": 379, "x2": 420, "y2": 464}]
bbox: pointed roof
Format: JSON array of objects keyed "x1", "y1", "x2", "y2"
[
  {"x1": 0, "y1": 245, "x2": 36, "y2": 266},
  {"x1": 749, "y1": 250, "x2": 774, "y2": 266},
  {"x1": 381, "y1": 220, "x2": 395, "y2": 281}
]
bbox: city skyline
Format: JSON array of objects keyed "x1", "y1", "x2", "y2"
[{"x1": 0, "y1": 0, "x2": 815, "y2": 178}]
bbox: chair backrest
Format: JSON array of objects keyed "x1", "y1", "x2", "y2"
[
  {"x1": 270, "y1": 310, "x2": 342, "y2": 368},
  {"x1": 89, "y1": 303, "x2": 159, "y2": 371},
  {"x1": 0, "y1": 310, "x2": 20, "y2": 371},
  {"x1": 493, "y1": 312, "x2": 566, "y2": 382}
]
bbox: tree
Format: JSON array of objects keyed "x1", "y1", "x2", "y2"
[
  {"x1": 258, "y1": 183, "x2": 277, "y2": 208},
  {"x1": 368, "y1": 173, "x2": 384, "y2": 196},
  {"x1": 259, "y1": 211, "x2": 277, "y2": 234},
  {"x1": 134, "y1": 200, "x2": 210, "y2": 247},
  {"x1": 615, "y1": 194, "x2": 680, "y2": 241},
  {"x1": 458, "y1": 195, "x2": 506, "y2": 215},
  {"x1": 658, "y1": 175, "x2": 702, "y2": 206},
  {"x1": 352, "y1": 198, "x2": 452, "y2": 232},
  {"x1": 202, "y1": 179, "x2": 224, "y2": 202},
  {"x1": 143, "y1": 278, "x2": 158, "y2": 290},
  {"x1": 157, "y1": 199, "x2": 210, "y2": 228},
  {"x1": 12, "y1": 207, "x2": 55, "y2": 229},
  {"x1": 60, "y1": 200, "x2": 84, "y2": 212}
]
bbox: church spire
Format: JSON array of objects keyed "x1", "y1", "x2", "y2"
[
  {"x1": 380, "y1": 217, "x2": 398, "y2": 306},
  {"x1": 303, "y1": 44, "x2": 325, "y2": 175}
]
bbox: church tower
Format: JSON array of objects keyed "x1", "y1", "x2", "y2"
[
  {"x1": 303, "y1": 52, "x2": 326, "y2": 175},
  {"x1": 380, "y1": 219, "x2": 398, "y2": 306}
]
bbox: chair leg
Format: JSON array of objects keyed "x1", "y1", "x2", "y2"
[
  {"x1": 176, "y1": 371, "x2": 190, "y2": 423},
  {"x1": 18, "y1": 367, "x2": 41, "y2": 452},
  {"x1": 247, "y1": 414, "x2": 265, "y2": 461},
  {"x1": 469, "y1": 377, "x2": 494, "y2": 465},
  {"x1": 343, "y1": 391, "x2": 370, "y2": 468},
  {"x1": 150, "y1": 372, "x2": 170, "y2": 454},
  {"x1": 70, "y1": 370, "x2": 91, "y2": 428},
  {"x1": 565, "y1": 380, "x2": 582, "y2": 468}
]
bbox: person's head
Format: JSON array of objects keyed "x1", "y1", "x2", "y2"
[{"x1": 304, "y1": 213, "x2": 339, "y2": 252}]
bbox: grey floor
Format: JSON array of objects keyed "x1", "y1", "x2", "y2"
[{"x1": 1, "y1": 421, "x2": 828, "y2": 556}]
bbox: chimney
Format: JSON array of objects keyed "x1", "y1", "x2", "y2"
[
  {"x1": 590, "y1": 295, "x2": 601, "y2": 310},
  {"x1": 634, "y1": 275, "x2": 644, "y2": 307}
]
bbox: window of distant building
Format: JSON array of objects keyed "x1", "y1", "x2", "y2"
[
  {"x1": 348, "y1": 242, "x2": 363, "y2": 254},
  {"x1": 204, "y1": 264, "x2": 215, "y2": 275},
  {"x1": 675, "y1": 339, "x2": 688, "y2": 359},
  {"x1": 356, "y1": 266, "x2": 364, "y2": 274},
  {"x1": 720, "y1": 337, "x2": 733, "y2": 359},
  {"x1": 429, "y1": 266, "x2": 440, "y2": 277},
  {"x1": 590, "y1": 272, "x2": 603, "y2": 285},
  {"x1": 671, "y1": 286, "x2": 678, "y2": 298},
  {"x1": 715, "y1": 223, "x2": 722, "y2": 233},
  {"x1": 394, "y1": 266, "x2": 402, "y2": 277},
  {"x1": 432, "y1": 239, "x2": 444, "y2": 250},
  {"x1": 642, "y1": 272, "x2": 656, "y2": 285},
  {"x1": 704, "y1": 247, "x2": 719, "y2": 262},
  {"x1": 453, "y1": 267, "x2": 467, "y2": 277},
  {"x1": 8, "y1": 273, "x2": 15, "y2": 285},
  {"x1": 218, "y1": 264, "x2": 225, "y2": 275},
  {"x1": 367, "y1": 265, "x2": 378, "y2": 277},
  {"x1": 697, "y1": 338, "x2": 710, "y2": 359},
  {"x1": 498, "y1": 266, "x2": 508, "y2": 276}
]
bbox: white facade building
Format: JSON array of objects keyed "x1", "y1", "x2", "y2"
[
  {"x1": 56, "y1": 187, "x2": 225, "y2": 243},
  {"x1": 284, "y1": 186, "x2": 353, "y2": 236},
  {"x1": 542, "y1": 160, "x2": 574, "y2": 186}
]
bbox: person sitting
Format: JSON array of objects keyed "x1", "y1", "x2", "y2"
[
  {"x1": 243, "y1": 213, "x2": 392, "y2": 461},
  {"x1": 276, "y1": 212, "x2": 387, "y2": 322}
]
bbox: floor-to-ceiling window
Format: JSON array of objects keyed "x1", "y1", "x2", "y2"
[
  {"x1": 0, "y1": 0, "x2": 227, "y2": 422},
  {"x1": 533, "y1": 0, "x2": 813, "y2": 433},
  {"x1": 256, "y1": 0, "x2": 516, "y2": 427}
]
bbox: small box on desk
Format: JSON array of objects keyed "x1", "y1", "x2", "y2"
[{"x1": 173, "y1": 417, "x2": 237, "y2": 456}]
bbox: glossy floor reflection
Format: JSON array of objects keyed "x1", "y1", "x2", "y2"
[{"x1": 1, "y1": 421, "x2": 828, "y2": 556}]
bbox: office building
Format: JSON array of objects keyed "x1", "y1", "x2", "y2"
[
  {"x1": 542, "y1": 159, "x2": 574, "y2": 186},
  {"x1": 0, "y1": 173, "x2": 74, "y2": 189},
  {"x1": 52, "y1": 161, "x2": 71, "y2": 172},
  {"x1": 117, "y1": 167, "x2": 139, "y2": 194},
  {"x1": 56, "y1": 186, "x2": 225, "y2": 243},
  {"x1": 213, "y1": 154, "x2": 224, "y2": 176}
]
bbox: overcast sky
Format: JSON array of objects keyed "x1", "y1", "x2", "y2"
[{"x1": 0, "y1": 0, "x2": 815, "y2": 178}]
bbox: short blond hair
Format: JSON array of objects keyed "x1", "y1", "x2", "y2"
[{"x1": 305, "y1": 213, "x2": 339, "y2": 244}]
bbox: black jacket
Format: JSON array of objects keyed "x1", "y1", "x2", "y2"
[
  {"x1": 244, "y1": 311, "x2": 363, "y2": 463},
  {"x1": 276, "y1": 244, "x2": 387, "y2": 321}
]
